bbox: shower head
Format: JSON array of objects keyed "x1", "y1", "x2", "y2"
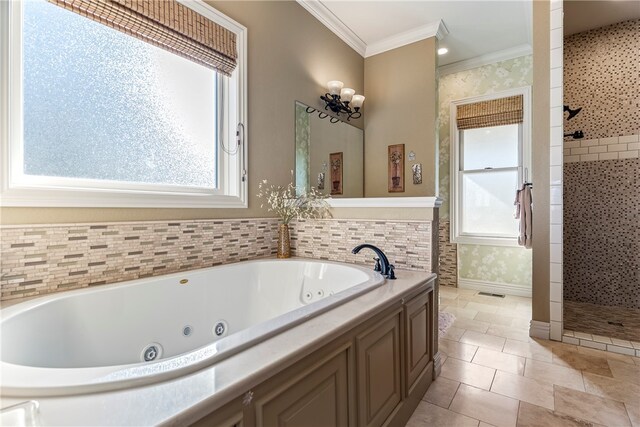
[{"x1": 563, "y1": 105, "x2": 582, "y2": 121}]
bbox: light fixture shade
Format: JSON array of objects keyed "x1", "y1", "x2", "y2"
[
  {"x1": 327, "y1": 80, "x2": 344, "y2": 96},
  {"x1": 341, "y1": 88, "x2": 355, "y2": 102},
  {"x1": 351, "y1": 94, "x2": 365, "y2": 109}
]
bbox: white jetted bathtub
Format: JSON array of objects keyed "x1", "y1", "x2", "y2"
[{"x1": 1, "y1": 259, "x2": 385, "y2": 397}]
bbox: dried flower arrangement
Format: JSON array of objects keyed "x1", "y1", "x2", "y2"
[{"x1": 257, "y1": 178, "x2": 332, "y2": 225}]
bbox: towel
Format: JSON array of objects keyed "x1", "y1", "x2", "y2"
[{"x1": 514, "y1": 185, "x2": 533, "y2": 249}]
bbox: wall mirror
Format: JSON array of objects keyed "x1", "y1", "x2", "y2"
[{"x1": 295, "y1": 101, "x2": 364, "y2": 198}]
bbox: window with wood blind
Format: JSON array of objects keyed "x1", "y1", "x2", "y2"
[
  {"x1": 450, "y1": 87, "x2": 531, "y2": 246},
  {"x1": 0, "y1": 0, "x2": 247, "y2": 208}
]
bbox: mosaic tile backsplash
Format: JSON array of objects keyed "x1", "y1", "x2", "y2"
[
  {"x1": 563, "y1": 158, "x2": 640, "y2": 309},
  {"x1": 0, "y1": 219, "x2": 280, "y2": 301},
  {"x1": 291, "y1": 219, "x2": 435, "y2": 273},
  {"x1": 564, "y1": 19, "x2": 640, "y2": 139},
  {"x1": 438, "y1": 220, "x2": 457, "y2": 287},
  {"x1": 1, "y1": 217, "x2": 437, "y2": 301}
]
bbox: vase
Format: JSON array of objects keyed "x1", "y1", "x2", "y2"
[{"x1": 277, "y1": 223, "x2": 291, "y2": 259}]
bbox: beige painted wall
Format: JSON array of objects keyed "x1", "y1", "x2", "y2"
[
  {"x1": 531, "y1": 0, "x2": 551, "y2": 323},
  {"x1": 363, "y1": 39, "x2": 437, "y2": 197},
  {"x1": 0, "y1": 0, "x2": 364, "y2": 225}
]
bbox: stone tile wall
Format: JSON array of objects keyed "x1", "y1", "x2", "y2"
[
  {"x1": 1, "y1": 219, "x2": 280, "y2": 301},
  {"x1": 290, "y1": 219, "x2": 435, "y2": 273},
  {"x1": 564, "y1": 134, "x2": 639, "y2": 163},
  {"x1": 1, "y1": 217, "x2": 437, "y2": 302},
  {"x1": 438, "y1": 220, "x2": 457, "y2": 287},
  {"x1": 563, "y1": 158, "x2": 639, "y2": 309}
]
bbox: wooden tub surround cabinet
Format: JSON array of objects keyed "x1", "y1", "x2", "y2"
[{"x1": 193, "y1": 276, "x2": 436, "y2": 427}]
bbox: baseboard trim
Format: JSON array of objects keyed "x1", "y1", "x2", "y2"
[
  {"x1": 529, "y1": 320, "x2": 550, "y2": 340},
  {"x1": 458, "y1": 278, "x2": 532, "y2": 297},
  {"x1": 433, "y1": 351, "x2": 443, "y2": 378}
]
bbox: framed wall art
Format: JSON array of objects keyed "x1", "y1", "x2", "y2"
[
  {"x1": 388, "y1": 144, "x2": 405, "y2": 192},
  {"x1": 330, "y1": 152, "x2": 343, "y2": 195}
]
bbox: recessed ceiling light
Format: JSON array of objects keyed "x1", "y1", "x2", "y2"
[{"x1": 438, "y1": 47, "x2": 448, "y2": 55}]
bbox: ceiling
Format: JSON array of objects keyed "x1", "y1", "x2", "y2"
[
  {"x1": 298, "y1": 1, "x2": 533, "y2": 67},
  {"x1": 564, "y1": 1, "x2": 640, "y2": 35}
]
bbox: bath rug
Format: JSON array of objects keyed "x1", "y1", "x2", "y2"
[{"x1": 439, "y1": 312, "x2": 456, "y2": 337}]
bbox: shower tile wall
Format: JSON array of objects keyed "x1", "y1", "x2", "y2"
[
  {"x1": 562, "y1": 18, "x2": 640, "y2": 320},
  {"x1": 563, "y1": 158, "x2": 640, "y2": 309},
  {"x1": 1, "y1": 217, "x2": 437, "y2": 302},
  {"x1": 563, "y1": 19, "x2": 640, "y2": 140}
]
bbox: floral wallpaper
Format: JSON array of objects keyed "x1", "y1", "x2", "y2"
[
  {"x1": 438, "y1": 56, "x2": 533, "y2": 287},
  {"x1": 458, "y1": 245, "x2": 532, "y2": 287}
]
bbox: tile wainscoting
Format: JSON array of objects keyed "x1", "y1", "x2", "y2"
[
  {"x1": 1, "y1": 216, "x2": 438, "y2": 302},
  {"x1": 0, "y1": 219, "x2": 280, "y2": 301},
  {"x1": 291, "y1": 218, "x2": 437, "y2": 273},
  {"x1": 438, "y1": 220, "x2": 457, "y2": 287}
]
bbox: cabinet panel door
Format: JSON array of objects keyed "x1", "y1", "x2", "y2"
[
  {"x1": 257, "y1": 349, "x2": 350, "y2": 427},
  {"x1": 356, "y1": 311, "x2": 402, "y2": 427},
  {"x1": 404, "y1": 291, "x2": 432, "y2": 394}
]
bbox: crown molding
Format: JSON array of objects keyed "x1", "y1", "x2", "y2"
[
  {"x1": 297, "y1": 1, "x2": 448, "y2": 58},
  {"x1": 438, "y1": 43, "x2": 532, "y2": 77},
  {"x1": 296, "y1": 0, "x2": 367, "y2": 56},
  {"x1": 365, "y1": 20, "x2": 449, "y2": 58}
]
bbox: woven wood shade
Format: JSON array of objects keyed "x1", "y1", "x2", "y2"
[
  {"x1": 457, "y1": 95, "x2": 523, "y2": 130},
  {"x1": 48, "y1": 0, "x2": 237, "y2": 76}
]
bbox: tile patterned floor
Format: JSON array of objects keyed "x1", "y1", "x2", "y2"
[
  {"x1": 564, "y1": 300, "x2": 640, "y2": 342},
  {"x1": 407, "y1": 286, "x2": 640, "y2": 427}
]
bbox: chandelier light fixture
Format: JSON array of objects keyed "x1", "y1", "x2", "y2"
[{"x1": 307, "y1": 81, "x2": 365, "y2": 123}]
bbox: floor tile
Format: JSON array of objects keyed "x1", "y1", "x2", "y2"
[
  {"x1": 496, "y1": 306, "x2": 532, "y2": 319},
  {"x1": 465, "y1": 302, "x2": 500, "y2": 314},
  {"x1": 445, "y1": 305, "x2": 480, "y2": 319},
  {"x1": 516, "y1": 401, "x2": 603, "y2": 427},
  {"x1": 440, "y1": 357, "x2": 496, "y2": 390},
  {"x1": 472, "y1": 348, "x2": 525, "y2": 375},
  {"x1": 474, "y1": 312, "x2": 514, "y2": 326},
  {"x1": 441, "y1": 325, "x2": 466, "y2": 342},
  {"x1": 552, "y1": 347, "x2": 613, "y2": 377},
  {"x1": 524, "y1": 359, "x2": 585, "y2": 391},
  {"x1": 449, "y1": 384, "x2": 519, "y2": 427},
  {"x1": 608, "y1": 359, "x2": 640, "y2": 386},
  {"x1": 406, "y1": 400, "x2": 479, "y2": 427},
  {"x1": 491, "y1": 370, "x2": 554, "y2": 410},
  {"x1": 453, "y1": 317, "x2": 491, "y2": 333},
  {"x1": 554, "y1": 385, "x2": 631, "y2": 426},
  {"x1": 486, "y1": 325, "x2": 531, "y2": 342},
  {"x1": 510, "y1": 317, "x2": 531, "y2": 329},
  {"x1": 460, "y1": 330, "x2": 506, "y2": 351},
  {"x1": 582, "y1": 372, "x2": 640, "y2": 405},
  {"x1": 422, "y1": 376, "x2": 460, "y2": 409},
  {"x1": 577, "y1": 346, "x2": 637, "y2": 365},
  {"x1": 503, "y1": 339, "x2": 554, "y2": 363},
  {"x1": 440, "y1": 338, "x2": 479, "y2": 362}
]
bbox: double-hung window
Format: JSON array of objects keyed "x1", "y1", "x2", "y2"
[
  {"x1": 450, "y1": 87, "x2": 531, "y2": 246},
  {"x1": 0, "y1": 0, "x2": 247, "y2": 208}
]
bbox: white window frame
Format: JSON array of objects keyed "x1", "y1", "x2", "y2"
[
  {"x1": 0, "y1": 0, "x2": 248, "y2": 208},
  {"x1": 450, "y1": 86, "x2": 531, "y2": 247}
]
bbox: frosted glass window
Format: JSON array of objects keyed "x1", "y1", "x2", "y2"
[
  {"x1": 22, "y1": 0, "x2": 217, "y2": 188},
  {"x1": 462, "y1": 125, "x2": 519, "y2": 170},
  {"x1": 461, "y1": 170, "x2": 519, "y2": 237}
]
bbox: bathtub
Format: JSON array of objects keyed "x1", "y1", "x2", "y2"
[{"x1": 0, "y1": 258, "x2": 385, "y2": 397}]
